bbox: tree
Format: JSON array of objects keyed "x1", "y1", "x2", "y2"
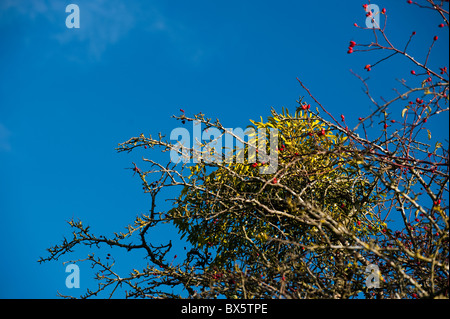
[{"x1": 39, "y1": 1, "x2": 448, "y2": 299}]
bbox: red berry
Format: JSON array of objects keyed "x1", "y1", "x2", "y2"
[
  {"x1": 381, "y1": 8, "x2": 386, "y2": 14},
  {"x1": 354, "y1": 23, "x2": 358, "y2": 27},
  {"x1": 415, "y1": 218, "x2": 420, "y2": 222},
  {"x1": 438, "y1": 23, "x2": 444, "y2": 28},
  {"x1": 363, "y1": 4, "x2": 368, "y2": 10},
  {"x1": 358, "y1": 117, "x2": 363, "y2": 121},
  {"x1": 412, "y1": 31, "x2": 416, "y2": 35},
  {"x1": 384, "y1": 123, "x2": 388, "y2": 129},
  {"x1": 272, "y1": 177, "x2": 278, "y2": 184},
  {"x1": 347, "y1": 48, "x2": 353, "y2": 54},
  {"x1": 411, "y1": 70, "x2": 416, "y2": 75},
  {"x1": 407, "y1": 0, "x2": 413, "y2": 4},
  {"x1": 341, "y1": 114, "x2": 345, "y2": 122},
  {"x1": 434, "y1": 35, "x2": 438, "y2": 41},
  {"x1": 357, "y1": 221, "x2": 361, "y2": 226},
  {"x1": 180, "y1": 108, "x2": 185, "y2": 113},
  {"x1": 416, "y1": 98, "x2": 422, "y2": 104},
  {"x1": 364, "y1": 64, "x2": 371, "y2": 71},
  {"x1": 301, "y1": 104, "x2": 310, "y2": 110},
  {"x1": 428, "y1": 153, "x2": 432, "y2": 158},
  {"x1": 349, "y1": 41, "x2": 356, "y2": 47}
]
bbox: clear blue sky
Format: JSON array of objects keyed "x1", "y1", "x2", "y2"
[{"x1": 0, "y1": 0, "x2": 448, "y2": 298}]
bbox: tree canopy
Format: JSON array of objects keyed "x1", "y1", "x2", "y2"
[{"x1": 39, "y1": 1, "x2": 449, "y2": 299}]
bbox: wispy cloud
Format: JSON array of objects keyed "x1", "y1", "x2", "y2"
[
  {"x1": 1, "y1": 0, "x2": 213, "y2": 64},
  {"x1": 54, "y1": 0, "x2": 139, "y2": 60},
  {"x1": 1, "y1": 0, "x2": 140, "y2": 61},
  {"x1": 0, "y1": 123, "x2": 11, "y2": 152},
  {"x1": 0, "y1": 0, "x2": 51, "y2": 17}
]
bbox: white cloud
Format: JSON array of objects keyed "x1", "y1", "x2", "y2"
[
  {"x1": 57, "y1": 0, "x2": 139, "y2": 60},
  {"x1": 1, "y1": 0, "x2": 213, "y2": 64},
  {"x1": 1, "y1": 0, "x2": 141, "y2": 60}
]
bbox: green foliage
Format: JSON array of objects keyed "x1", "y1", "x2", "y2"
[{"x1": 168, "y1": 106, "x2": 386, "y2": 297}]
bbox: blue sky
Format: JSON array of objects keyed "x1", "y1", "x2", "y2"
[{"x1": 0, "y1": 0, "x2": 448, "y2": 298}]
